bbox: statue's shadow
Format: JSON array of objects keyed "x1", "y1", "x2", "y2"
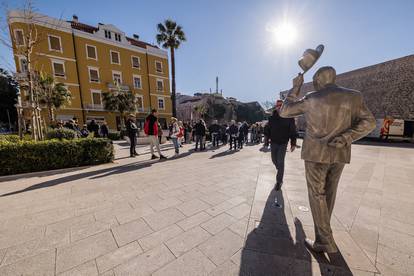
[{"x1": 239, "y1": 190, "x2": 353, "y2": 275}]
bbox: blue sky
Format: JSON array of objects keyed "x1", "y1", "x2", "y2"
[{"x1": 1, "y1": 0, "x2": 413, "y2": 103}]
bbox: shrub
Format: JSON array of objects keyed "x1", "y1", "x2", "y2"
[
  {"x1": 45, "y1": 128, "x2": 78, "y2": 140},
  {"x1": 0, "y1": 138, "x2": 114, "y2": 176},
  {"x1": 0, "y1": 134, "x2": 32, "y2": 142},
  {"x1": 0, "y1": 134, "x2": 20, "y2": 143},
  {"x1": 107, "y1": 131, "x2": 121, "y2": 140}
]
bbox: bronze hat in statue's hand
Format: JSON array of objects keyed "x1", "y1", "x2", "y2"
[{"x1": 298, "y1": 44, "x2": 324, "y2": 73}]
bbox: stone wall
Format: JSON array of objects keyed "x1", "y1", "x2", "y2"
[{"x1": 281, "y1": 55, "x2": 414, "y2": 120}]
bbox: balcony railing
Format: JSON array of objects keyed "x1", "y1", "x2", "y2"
[
  {"x1": 86, "y1": 104, "x2": 105, "y2": 111},
  {"x1": 107, "y1": 82, "x2": 130, "y2": 91}
]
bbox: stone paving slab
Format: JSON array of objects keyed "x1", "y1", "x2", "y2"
[{"x1": 0, "y1": 141, "x2": 413, "y2": 275}]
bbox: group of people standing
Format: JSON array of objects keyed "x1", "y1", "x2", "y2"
[
  {"x1": 51, "y1": 118, "x2": 109, "y2": 138},
  {"x1": 126, "y1": 109, "x2": 167, "y2": 159}
]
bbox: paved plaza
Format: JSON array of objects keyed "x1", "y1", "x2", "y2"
[{"x1": 0, "y1": 140, "x2": 413, "y2": 275}]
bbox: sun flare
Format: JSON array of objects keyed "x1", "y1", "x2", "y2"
[{"x1": 272, "y1": 22, "x2": 298, "y2": 47}]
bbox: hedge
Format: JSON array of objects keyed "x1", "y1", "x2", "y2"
[
  {"x1": 45, "y1": 128, "x2": 78, "y2": 140},
  {"x1": 107, "y1": 131, "x2": 121, "y2": 141},
  {"x1": 0, "y1": 134, "x2": 32, "y2": 143},
  {"x1": 0, "y1": 138, "x2": 114, "y2": 176}
]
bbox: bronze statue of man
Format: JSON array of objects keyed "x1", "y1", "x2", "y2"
[{"x1": 280, "y1": 67, "x2": 376, "y2": 253}]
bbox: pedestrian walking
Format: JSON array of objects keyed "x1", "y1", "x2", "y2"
[
  {"x1": 170, "y1": 117, "x2": 180, "y2": 155},
  {"x1": 266, "y1": 101, "x2": 297, "y2": 192},
  {"x1": 144, "y1": 109, "x2": 167, "y2": 160},
  {"x1": 126, "y1": 114, "x2": 139, "y2": 157}
]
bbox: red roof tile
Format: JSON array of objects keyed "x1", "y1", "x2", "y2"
[{"x1": 68, "y1": 21, "x2": 98, "y2": 34}]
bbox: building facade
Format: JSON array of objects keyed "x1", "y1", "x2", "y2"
[{"x1": 8, "y1": 11, "x2": 172, "y2": 130}]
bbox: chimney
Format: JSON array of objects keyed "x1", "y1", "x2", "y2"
[
  {"x1": 72, "y1": 15, "x2": 78, "y2": 22},
  {"x1": 133, "y1": 34, "x2": 139, "y2": 40}
]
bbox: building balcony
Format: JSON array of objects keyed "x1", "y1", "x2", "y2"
[
  {"x1": 86, "y1": 104, "x2": 105, "y2": 111},
  {"x1": 106, "y1": 82, "x2": 130, "y2": 91}
]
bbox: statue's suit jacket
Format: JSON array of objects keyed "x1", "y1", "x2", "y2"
[{"x1": 280, "y1": 84, "x2": 376, "y2": 164}]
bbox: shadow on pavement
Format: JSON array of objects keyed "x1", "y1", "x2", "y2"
[
  {"x1": 0, "y1": 150, "x2": 194, "y2": 197},
  {"x1": 239, "y1": 189, "x2": 352, "y2": 275},
  {"x1": 210, "y1": 149, "x2": 239, "y2": 159},
  {"x1": 259, "y1": 146, "x2": 271, "y2": 153}
]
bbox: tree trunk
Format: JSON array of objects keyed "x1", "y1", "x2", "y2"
[
  {"x1": 48, "y1": 104, "x2": 53, "y2": 123},
  {"x1": 170, "y1": 47, "x2": 176, "y2": 117},
  {"x1": 120, "y1": 111, "x2": 125, "y2": 129}
]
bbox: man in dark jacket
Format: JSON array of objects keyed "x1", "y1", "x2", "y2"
[
  {"x1": 266, "y1": 100, "x2": 297, "y2": 191},
  {"x1": 194, "y1": 119, "x2": 206, "y2": 151},
  {"x1": 209, "y1": 120, "x2": 221, "y2": 147},
  {"x1": 238, "y1": 122, "x2": 249, "y2": 148},
  {"x1": 100, "y1": 121, "x2": 109, "y2": 138},
  {"x1": 126, "y1": 115, "x2": 138, "y2": 157},
  {"x1": 228, "y1": 120, "x2": 239, "y2": 150},
  {"x1": 87, "y1": 120, "x2": 100, "y2": 137}
]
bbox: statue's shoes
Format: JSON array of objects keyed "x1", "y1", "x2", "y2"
[{"x1": 304, "y1": 238, "x2": 338, "y2": 253}]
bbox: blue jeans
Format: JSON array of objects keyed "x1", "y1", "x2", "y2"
[
  {"x1": 171, "y1": 137, "x2": 179, "y2": 154},
  {"x1": 271, "y1": 143, "x2": 288, "y2": 185}
]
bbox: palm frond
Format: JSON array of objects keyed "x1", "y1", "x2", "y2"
[{"x1": 157, "y1": 23, "x2": 166, "y2": 33}]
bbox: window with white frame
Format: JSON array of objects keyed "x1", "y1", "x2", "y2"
[
  {"x1": 131, "y1": 56, "x2": 140, "y2": 68},
  {"x1": 86, "y1": 45, "x2": 97, "y2": 60},
  {"x1": 133, "y1": 75, "x2": 142, "y2": 89},
  {"x1": 52, "y1": 60, "x2": 65, "y2": 77},
  {"x1": 156, "y1": 79, "x2": 163, "y2": 91},
  {"x1": 19, "y1": 57, "x2": 28, "y2": 73},
  {"x1": 158, "y1": 97, "x2": 165, "y2": 110},
  {"x1": 114, "y1": 33, "x2": 122, "y2": 42},
  {"x1": 91, "y1": 90, "x2": 102, "y2": 106},
  {"x1": 112, "y1": 71, "x2": 122, "y2": 85},
  {"x1": 136, "y1": 95, "x2": 144, "y2": 111},
  {"x1": 48, "y1": 35, "x2": 62, "y2": 52},
  {"x1": 110, "y1": 50, "x2": 120, "y2": 64},
  {"x1": 14, "y1": 29, "x2": 24, "y2": 46},
  {"x1": 155, "y1": 61, "x2": 163, "y2": 73},
  {"x1": 88, "y1": 67, "x2": 100, "y2": 82}
]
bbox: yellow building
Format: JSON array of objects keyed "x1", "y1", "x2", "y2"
[{"x1": 8, "y1": 11, "x2": 172, "y2": 130}]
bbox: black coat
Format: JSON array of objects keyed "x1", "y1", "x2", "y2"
[
  {"x1": 126, "y1": 119, "x2": 138, "y2": 137},
  {"x1": 209, "y1": 124, "x2": 220, "y2": 133},
  {"x1": 194, "y1": 122, "x2": 206, "y2": 136},
  {"x1": 228, "y1": 124, "x2": 238, "y2": 136},
  {"x1": 265, "y1": 111, "x2": 297, "y2": 145}
]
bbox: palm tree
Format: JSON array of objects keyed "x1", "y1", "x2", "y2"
[
  {"x1": 156, "y1": 19, "x2": 186, "y2": 118},
  {"x1": 103, "y1": 84, "x2": 137, "y2": 129},
  {"x1": 38, "y1": 73, "x2": 71, "y2": 123}
]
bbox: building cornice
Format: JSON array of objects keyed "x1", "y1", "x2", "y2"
[{"x1": 8, "y1": 10, "x2": 169, "y2": 59}]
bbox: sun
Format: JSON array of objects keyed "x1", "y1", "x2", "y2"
[{"x1": 273, "y1": 22, "x2": 298, "y2": 47}]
